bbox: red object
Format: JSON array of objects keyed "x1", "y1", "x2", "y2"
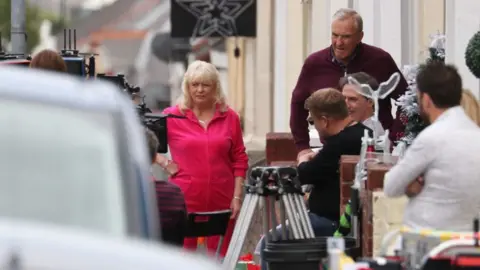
[
  {"x1": 367, "y1": 145, "x2": 375, "y2": 153},
  {"x1": 455, "y1": 256, "x2": 480, "y2": 267},
  {"x1": 0, "y1": 59, "x2": 30, "y2": 66},
  {"x1": 163, "y1": 104, "x2": 248, "y2": 256},
  {"x1": 384, "y1": 256, "x2": 403, "y2": 262},
  {"x1": 239, "y1": 253, "x2": 254, "y2": 261}
]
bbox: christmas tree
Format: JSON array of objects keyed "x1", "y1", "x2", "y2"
[
  {"x1": 465, "y1": 30, "x2": 480, "y2": 79},
  {"x1": 395, "y1": 34, "x2": 445, "y2": 146}
]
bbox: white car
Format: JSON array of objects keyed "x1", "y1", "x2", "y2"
[
  {"x1": 0, "y1": 66, "x2": 159, "y2": 240},
  {"x1": 0, "y1": 218, "x2": 221, "y2": 270}
]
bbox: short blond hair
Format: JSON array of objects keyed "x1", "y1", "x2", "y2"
[
  {"x1": 305, "y1": 88, "x2": 349, "y2": 120},
  {"x1": 177, "y1": 60, "x2": 227, "y2": 113},
  {"x1": 461, "y1": 89, "x2": 480, "y2": 126}
]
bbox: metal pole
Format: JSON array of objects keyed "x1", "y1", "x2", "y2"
[{"x1": 11, "y1": 0, "x2": 27, "y2": 54}]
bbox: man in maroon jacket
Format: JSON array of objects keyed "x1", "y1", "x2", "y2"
[
  {"x1": 145, "y1": 128, "x2": 187, "y2": 247},
  {"x1": 290, "y1": 8, "x2": 408, "y2": 158}
]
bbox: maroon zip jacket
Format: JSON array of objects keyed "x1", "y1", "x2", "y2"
[
  {"x1": 154, "y1": 178, "x2": 187, "y2": 247},
  {"x1": 290, "y1": 43, "x2": 408, "y2": 152}
]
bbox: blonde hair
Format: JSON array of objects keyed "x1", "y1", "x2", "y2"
[
  {"x1": 461, "y1": 89, "x2": 480, "y2": 126},
  {"x1": 177, "y1": 60, "x2": 227, "y2": 113}
]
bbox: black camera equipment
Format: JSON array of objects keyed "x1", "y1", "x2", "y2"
[
  {"x1": 60, "y1": 29, "x2": 96, "y2": 78},
  {"x1": 0, "y1": 32, "x2": 31, "y2": 66},
  {"x1": 97, "y1": 73, "x2": 185, "y2": 154},
  {"x1": 97, "y1": 73, "x2": 127, "y2": 90}
]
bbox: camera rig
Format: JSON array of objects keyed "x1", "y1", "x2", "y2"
[
  {"x1": 97, "y1": 73, "x2": 185, "y2": 154},
  {"x1": 0, "y1": 32, "x2": 31, "y2": 66},
  {"x1": 59, "y1": 29, "x2": 96, "y2": 78}
]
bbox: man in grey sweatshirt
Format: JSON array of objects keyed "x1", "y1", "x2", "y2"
[{"x1": 384, "y1": 62, "x2": 480, "y2": 231}]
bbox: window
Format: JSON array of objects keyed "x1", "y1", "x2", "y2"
[{"x1": 0, "y1": 99, "x2": 126, "y2": 236}]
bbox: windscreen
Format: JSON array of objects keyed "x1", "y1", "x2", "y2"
[{"x1": 0, "y1": 98, "x2": 126, "y2": 236}]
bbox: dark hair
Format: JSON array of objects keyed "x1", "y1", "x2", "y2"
[
  {"x1": 416, "y1": 62, "x2": 462, "y2": 108},
  {"x1": 145, "y1": 128, "x2": 159, "y2": 164},
  {"x1": 338, "y1": 72, "x2": 379, "y2": 91},
  {"x1": 30, "y1": 49, "x2": 67, "y2": 73},
  {"x1": 305, "y1": 88, "x2": 349, "y2": 120}
]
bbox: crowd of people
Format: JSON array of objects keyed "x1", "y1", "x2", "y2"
[{"x1": 22, "y1": 6, "x2": 480, "y2": 268}]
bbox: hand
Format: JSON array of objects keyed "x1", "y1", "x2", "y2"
[
  {"x1": 155, "y1": 154, "x2": 179, "y2": 176},
  {"x1": 297, "y1": 149, "x2": 313, "y2": 161},
  {"x1": 230, "y1": 197, "x2": 241, "y2": 219},
  {"x1": 298, "y1": 151, "x2": 316, "y2": 164},
  {"x1": 406, "y1": 176, "x2": 424, "y2": 198},
  {"x1": 303, "y1": 192, "x2": 310, "y2": 203}
]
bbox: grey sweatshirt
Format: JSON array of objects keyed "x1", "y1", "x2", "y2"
[{"x1": 384, "y1": 106, "x2": 480, "y2": 231}]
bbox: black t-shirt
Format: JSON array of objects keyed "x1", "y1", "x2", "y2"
[{"x1": 297, "y1": 122, "x2": 372, "y2": 221}]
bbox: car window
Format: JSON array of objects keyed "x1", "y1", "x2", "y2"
[{"x1": 0, "y1": 98, "x2": 126, "y2": 236}]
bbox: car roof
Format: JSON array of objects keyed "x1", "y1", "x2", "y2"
[
  {"x1": 0, "y1": 218, "x2": 221, "y2": 270},
  {"x1": 0, "y1": 66, "x2": 153, "y2": 205},
  {"x1": 0, "y1": 66, "x2": 130, "y2": 112}
]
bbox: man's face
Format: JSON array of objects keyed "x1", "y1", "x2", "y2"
[
  {"x1": 331, "y1": 18, "x2": 363, "y2": 62},
  {"x1": 417, "y1": 91, "x2": 431, "y2": 125},
  {"x1": 308, "y1": 113, "x2": 330, "y2": 138},
  {"x1": 342, "y1": 84, "x2": 372, "y2": 122}
]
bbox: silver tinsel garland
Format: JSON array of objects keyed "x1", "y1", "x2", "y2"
[{"x1": 395, "y1": 33, "x2": 446, "y2": 146}]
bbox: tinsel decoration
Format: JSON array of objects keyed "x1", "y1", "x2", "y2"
[
  {"x1": 395, "y1": 33, "x2": 446, "y2": 146},
  {"x1": 465, "y1": 30, "x2": 480, "y2": 79}
]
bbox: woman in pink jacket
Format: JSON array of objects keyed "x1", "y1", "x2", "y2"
[{"x1": 156, "y1": 60, "x2": 248, "y2": 256}]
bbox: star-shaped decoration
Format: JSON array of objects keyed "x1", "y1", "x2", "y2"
[{"x1": 174, "y1": 0, "x2": 255, "y2": 37}]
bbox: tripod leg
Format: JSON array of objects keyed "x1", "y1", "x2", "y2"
[
  {"x1": 287, "y1": 194, "x2": 305, "y2": 239},
  {"x1": 215, "y1": 236, "x2": 224, "y2": 261},
  {"x1": 279, "y1": 199, "x2": 288, "y2": 240},
  {"x1": 269, "y1": 195, "x2": 279, "y2": 241},
  {"x1": 228, "y1": 194, "x2": 253, "y2": 249},
  {"x1": 282, "y1": 195, "x2": 301, "y2": 239},
  {"x1": 262, "y1": 196, "x2": 270, "y2": 242},
  {"x1": 293, "y1": 194, "x2": 315, "y2": 238},
  {"x1": 223, "y1": 194, "x2": 259, "y2": 270},
  {"x1": 297, "y1": 195, "x2": 315, "y2": 238}
]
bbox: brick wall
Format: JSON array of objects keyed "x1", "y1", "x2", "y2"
[
  {"x1": 360, "y1": 162, "x2": 395, "y2": 257},
  {"x1": 339, "y1": 155, "x2": 359, "y2": 212},
  {"x1": 265, "y1": 132, "x2": 297, "y2": 165}
]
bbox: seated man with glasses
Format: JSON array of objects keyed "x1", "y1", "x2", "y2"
[
  {"x1": 257, "y1": 89, "x2": 370, "y2": 269},
  {"x1": 297, "y1": 88, "x2": 372, "y2": 234}
]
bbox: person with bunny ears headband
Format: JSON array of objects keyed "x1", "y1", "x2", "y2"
[{"x1": 339, "y1": 72, "x2": 386, "y2": 138}]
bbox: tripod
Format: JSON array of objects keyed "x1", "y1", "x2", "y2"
[{"x1": 222, "y1": 166, "x2": 315, "y2": 270}]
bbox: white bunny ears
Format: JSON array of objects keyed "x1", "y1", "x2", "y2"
[
  {"x1": 347, "y1": 72, "x2": 401, "y2": 129},
  {"x1": 347, "y1": 72, "x2": 401, "y2": 101}
]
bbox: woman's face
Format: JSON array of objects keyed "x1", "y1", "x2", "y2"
[{"x1": 188, "y1": 79, "x2": 216, "y2": 107}]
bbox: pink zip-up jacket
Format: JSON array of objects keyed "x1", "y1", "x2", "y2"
[{"x1": 163, "y1": 105, "x2": 249, "y2": 213}]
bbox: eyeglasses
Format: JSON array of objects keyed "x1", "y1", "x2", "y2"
[{"x1": 307, "y1": 114, "x2": 329, "y2": 125}]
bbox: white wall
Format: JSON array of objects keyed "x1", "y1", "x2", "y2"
[
  {"x1": 445, "y1": 0, "x2": 480, "y2": 98},
  {"x1": 242, "y1": 0, "x2": 274, "y2": 150},
  {"x1": 273, "y1": 0, "x2": 288, "y2": 132},
  {"x1": 210, "y1": 50, "x2": 229, "y2": 98}
]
